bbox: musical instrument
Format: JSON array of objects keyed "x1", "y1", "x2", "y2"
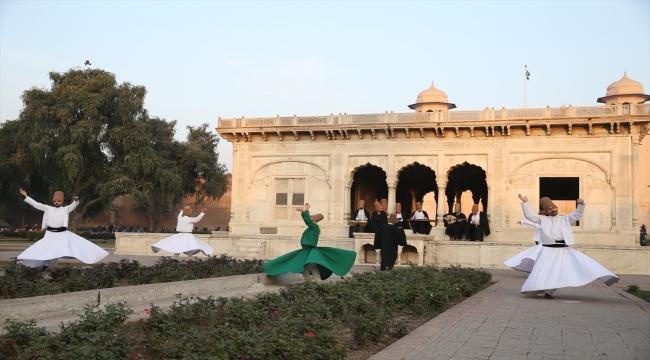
[
  {"x1": 349, "y1": 220, "x2": 368, "y2": 226},
  {"x1": 444, "y1": 214, "x2": 467, "y2": 224}
]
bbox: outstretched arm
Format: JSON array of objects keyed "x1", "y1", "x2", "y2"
[
  {"x1": 191, "y1": 208, "x2": 208, "y2": 223},
  {"x1": 518, "y1": 194, "x2": 541, "y2": 223},
  {"x1": 565, "y1": 200, "x2": 585, "y2": 223},
  {"x1": 66, "y1": 196, "x2": 80, "y2": 213},
  {"x1": 21, "y1": 188, "x2": 47, "y2": 212}
]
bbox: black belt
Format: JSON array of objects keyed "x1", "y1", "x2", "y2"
[
  {"x1": 543, "y1": 240, "x2": 567, "y2": 248},
  {"x1": 46, "y1": 226, "x2": 67, "y2": 232}
]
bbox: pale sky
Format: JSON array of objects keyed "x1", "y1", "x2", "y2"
[{"x1": 2, "y1": 1, "x2": 649, "y2": 172}]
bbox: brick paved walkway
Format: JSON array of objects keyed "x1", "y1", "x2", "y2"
[{"x1": 371, "y1": 270, "x2": 650, "y2": 360}]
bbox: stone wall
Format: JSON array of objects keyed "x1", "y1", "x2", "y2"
[{"x1": 115, "y1": 232, "x2": 650, "y2": 275}]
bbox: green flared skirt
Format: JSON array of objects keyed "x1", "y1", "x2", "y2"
[{"x1": 263, "y1": 245, "x2": 356, "y2": 280}]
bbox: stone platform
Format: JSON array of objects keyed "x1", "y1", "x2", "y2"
[{"x1": 114, "y1": 232, "x2": 650, "y2": 275}]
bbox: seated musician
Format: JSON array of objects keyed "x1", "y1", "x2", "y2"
[
  {"x1": 395, "y1": 202, "x2": 405, "y2": 229},
  {"x1": 349, "y1": 200, "x2": 371, "y2": 238},
  {"x1": 465, "y1": 203, "x2": 490, "y2": 241},
  {"x1": 409, "y1": 202, "x2": 432, "y2": 235},
  {"x1": 369, "y1": 201, "x2": 388, "y2": 233},
  {"x1": 444, "y1": 203, "x2": 467, "y2": 240}
]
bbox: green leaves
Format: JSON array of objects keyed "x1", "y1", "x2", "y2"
[{"x1": 0, "y1": 67, "x2": 228, "y2": 229}]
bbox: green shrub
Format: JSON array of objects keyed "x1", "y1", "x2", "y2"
[
  {"x1": 0, "y1": 232, "x2": 22, "y2": 238},
  {"x1": 0, "y1": 265, "x2": 492, "y2": 359},
  {"x1": 0, "y1": 256, "x2": 265, "y2": 300}
]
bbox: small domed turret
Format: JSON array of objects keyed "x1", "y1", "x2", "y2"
[
  {"x1": 408, "y1": 82, "x2": 456, "y2": 112},
  {"x1": 597, "y1": 72, "x2": 649, "y2": 104}
]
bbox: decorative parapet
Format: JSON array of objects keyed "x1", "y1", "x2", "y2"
[{"x1": 217, "y1": 104, "x2": 650, "y2": 142}]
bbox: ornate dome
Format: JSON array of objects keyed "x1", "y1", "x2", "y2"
[
  {"x1": 597, "y1": 72, "x2": 649, "y2": 104},
  {"x1": 605, "y1": 72, "x2": 645, "y2": 96},
  {"x1": 415, "y1": 82, "x2": 449, "y2": 104},
  {"x1": 408, "y1": 81, "x2": 456, "y2": 110}
]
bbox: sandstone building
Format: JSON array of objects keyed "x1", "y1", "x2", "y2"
[
  {"x1": 208, "y1": 73, "x2": 650, "y2": 274},
  {"x1": 116, "y1": 73, "x2": 650, "y2": 275}
]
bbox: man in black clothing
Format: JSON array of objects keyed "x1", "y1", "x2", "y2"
[
  {"x1": 349, "y1": 199, "x2": 371, "y2": 237},
  {"x1": 444, "y1": 203, "x2": 467, "y2": 240},
  {"x1": 369, "y1": 201, "x2": 388, "y2": 233},
  {"x1": 409, "y1": 202, "x2": 432, "y2": 235},
  {"x1": 466, "y1": 203, "x2": 490, "y2": 241},
  {"x1": 374, "y1": 214, "x2": 408, "y2": 270}
]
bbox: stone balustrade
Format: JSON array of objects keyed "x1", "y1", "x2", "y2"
[{"x1": 218, "y1": 103, "x2": 650, "y2": 129}]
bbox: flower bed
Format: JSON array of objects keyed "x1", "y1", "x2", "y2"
[
  {"x1": 0, "y1": 256, "x2": 264, "y2": 300},
  {"x1": 0, "y1": 266, "x2": 492, "y2": 359}
]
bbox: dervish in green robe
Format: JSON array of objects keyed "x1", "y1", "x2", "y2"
[{"x1": 262, "y1": 210, "x2": 356, "y2": 280}]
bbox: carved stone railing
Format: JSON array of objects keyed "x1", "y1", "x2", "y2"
[
  {"x1": 218, "y1": 104, "x2": 649, "y2": 129},
  {"x1": 637, "y1": 104, "x2": 650, "y2": 115}
]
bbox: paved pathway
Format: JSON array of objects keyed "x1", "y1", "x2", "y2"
[{"x1": 371, "y1": 270, "x2": 650, "y2": 360}]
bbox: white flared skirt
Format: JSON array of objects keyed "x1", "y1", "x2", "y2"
[
  {"x1": 521, "y1": 246, "x2": 619, "y2": 295},
  {"x1": 151, "y1": 233, "x2": 214, "y2": 256},
  {"x1": 18, "y1": 231, "x2": 109, "y2": 267},
  {"x1": 504, "y1": 244, "x2": 542, "y2": 272}
]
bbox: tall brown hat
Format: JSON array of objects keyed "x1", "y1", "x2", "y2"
[
  {"x1": 395, "y1": 203, "x2": 402, "y2": 212},
  {"x1": 415, "y1": 202, "x2": 422, "y2": 210},
  {"x1": 358, "y1": 199, "x2": 365, "y2": 207},
  {"x1": 472, "y1": 204, "x2": 479, "y2": 213},
  {"x1": 380, "y1": 198, "x2": 388, "y2": 210},
  {"x1": 183, "y1": 206, "x2": 192, "y2": 216},
  {"x1": 311, "y1": 213, "x2": 324, "y2": 222},
  {"x1": 539, "y1": 197, "x2": 556, "y2": 211},
  {"x1": 388, "y1": 213, "x2": 397, "y2": 224},
  {"x1": 454, "y1": 203, "x2": 461, "y2": 212},
  {"x1": 52, "y1": 191, "x2": 64, "y2": 202},
  {"x1": 374, "y1": 200, "x2": 382, "y2": 211}
]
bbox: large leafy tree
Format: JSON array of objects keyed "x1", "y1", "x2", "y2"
[
  {"x1": 2, "y1": 68, "x2": 156, "y2": 226},
  {"x1": 135, "y1": 122, "x2": 229, "y2": 232},
  {"x1": 134, "y1": 117, "x2": 183, "y2": 231},
  {"x1": 179, "y1": 123, "x2": 229, "y2": 206}
]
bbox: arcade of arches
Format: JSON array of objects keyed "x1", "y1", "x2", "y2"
[{"x1": 350, "y1": 162, "x2": 488, "y2": 227}]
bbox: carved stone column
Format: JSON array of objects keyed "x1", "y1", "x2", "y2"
[
  {"x1": 397, "y1": 249, "x2": 403, "y2": 265},
  {"x1": 375, "y1": 249, "x2": 381, "y2": 265},
  {"x1": 632, "y1": 136, "x2": 640, "y2": 227},
  {"x1": 344, "y1": 183, "x2": 351, "y2": 223},
  {"x1": 388, "y1": 185, "x2": 396, "y2": 214},
  {"x1": 610, "y1": 182, "x2": 617, "y2": 231},
  {"x1": 437, "y1": 181, "x2": 447, "y2": 224}
]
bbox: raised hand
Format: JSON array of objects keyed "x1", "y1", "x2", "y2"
[
  {"x1": 201, "y1": 207, "x2": 208, "y2": 213},
  {"x1": 304, "y1": 203, "x2": 310, "y2": 211},
  {"x1": 518, "y1": 194, "x2": 528, "y2": 202},
  {"x1": 576, "y1": 199, "x2": 584, "y2": 205},
  {"x1": 19, "y1": 188, "x2": 27, "y2": 198}
]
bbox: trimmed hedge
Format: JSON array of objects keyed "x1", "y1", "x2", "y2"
[{"x1": 0, "y1": 256, "x2": 265, "y2": 300}]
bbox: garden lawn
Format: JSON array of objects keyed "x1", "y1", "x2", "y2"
[{"x1": 1, "y1": 265, "x2": 493, "y2": 359}]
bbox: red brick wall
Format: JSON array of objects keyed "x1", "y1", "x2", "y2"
[{"x1": 75, "y1": 175, "x2": 232, "y2": 231}]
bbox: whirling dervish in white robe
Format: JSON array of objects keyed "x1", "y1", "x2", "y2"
[
  {"x1": 17, "y1": 189, "x2": 109, "y2": 267},
  {"x1": 503, "y1": 219, "x2": 543, "y2": 272},
  {"x1": 151, "y1": 206, "x2": 214, "y2": 258},
  {"x1": 518, "y1": 195, "x2": 619, "y2": 298}
]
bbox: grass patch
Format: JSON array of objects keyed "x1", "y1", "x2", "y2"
[
  {"x1": 626, "y1": 284, "x2": 650, "y2": 303},
  {"x1": 0, "y1": 265, "x2": 492, "y2": 359}
]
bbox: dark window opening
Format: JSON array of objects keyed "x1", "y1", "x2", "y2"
[{"x1": 539, "y1": 177, "x2": 580, "y2": 225}]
